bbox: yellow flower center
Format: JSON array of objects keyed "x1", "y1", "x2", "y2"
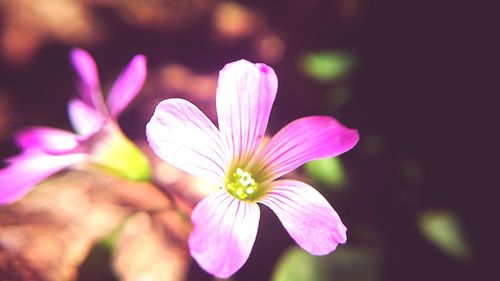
[{"x1": 226, "y1": 168, "x2": 259, "y2": 201}]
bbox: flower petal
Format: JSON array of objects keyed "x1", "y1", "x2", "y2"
[
  {"x1": 67, "y1": 98, "x2": 104, "y2": 136},
  {"x1": 107, "y1": 55, "x2": 147, "y2": 118},
  {"x1": 216, "y1": 60, "x2": 278, "y2": 165},
  {"x1": 14, "y1": 126, "x2": 79, "y2": 153},
  {"x1": 146, "y1": 98, "x2": 228, "y2": 186},
  {"x1": 259, "y1": 179, "x2": 347, "y2": 255},
  {"x1": 70, "y1": 48, "x2": 107, "y2": 114},
  {"x1": 0, "y1": 151, "x2": 86, "y2": 204},
  {"x1": 256, "y1": 116, "x2": 359, "y2": 180},
  {"x1": 189, "y1": 190, "x2": 260, "y2": 278}
]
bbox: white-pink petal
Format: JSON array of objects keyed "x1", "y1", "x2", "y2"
[
  {"x1": 216, "y1": 59, "x2": 278, "y2": 165},
  {"x1": 107, "y1": 55, "x2": 147, "y2": 118},
  {"x1": 67, "y1": 98, "x2": 104, "y2": 137},
  {"x1": 70, "y1": 48, "x2": 106, "y2": 113},
  {"x1": 189, "y1": 190, "x2": 260, "y2": 278},
  {"x1": 146, "y1": 98, "x2": 228, "y2": 186},
  {"x1": 14, "y1": 126, "x2": 79, "y2": 153},
  {"x1": 259, "y1": 179, "x2": 347, "y2": 255},
  {"x1": 0, "y1": 151, "x2": 86, "y2": 204},
  {"x1": 256, "y1": 116, "x2": 359, "y2": 180}
]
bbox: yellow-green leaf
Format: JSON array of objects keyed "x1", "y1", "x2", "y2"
[
  {"x1": 272, "y1": 247, "x2": 324, "y2": 281},
  {"x1": 272, "y1": 247, "x2": 380, "y2": 281},
  {"x1": 301, "y1": 51, "x2": 354, "y2": 82},
  {"x1": 418, "y1": 210, "x2": 472, "y2": 260},
  {"x1": 305, "y1": 157, "x2": 346, "y2": 189}
]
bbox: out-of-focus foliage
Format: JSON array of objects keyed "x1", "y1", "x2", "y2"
[
  {"x1": 305, "y1": 157, "x2": 346, "y2": 189},
  {"x1": 0, "y1": 170, "x2": 191, "y2": 281},
  {"x1": 0, "y1": 171, "x2": 128, "y2": 280},
  {"x1": 213, "y1": 1, "x2": 257, "y2": 40},
  {"x1": 0, "y1": 0, "x2": 287, "y2": 66},
  {"x1": 0, "y1": 0, "x2": 212, "y2": 65},
  {"x1": 112, "y1": 212, "x2": 190, "y2": 281},
  {"x1": 211, "y1": 1, "x2": 285, "y2": 63},
  {"x1": 272, "y1": 246, "x2": 380, "y2": 281},
  {"x1": 301, "y1": 51, "x2": 354, "y2": 82},
  {"x1": 0, "y1": 0, "x2": 98, "y2": 65},
  {"x1": 418, "y1": 210, "x2": 472, "y2": 260},
  {"x1": 272, "y1": 247, "x2": 321, "y2": 281}
]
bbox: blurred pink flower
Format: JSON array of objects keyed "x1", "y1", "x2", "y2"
[
  {"x1": 146, "y1": 60, "x2": 359, "y2": 278},
  {"x1": 0, "y1": 48, "x2": 147, "y2": 204}
]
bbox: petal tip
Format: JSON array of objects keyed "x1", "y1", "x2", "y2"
[
  {"x1": 344, "y1": 128, "x2": 360, "y2": 150},
  {"x1": 106, "y1": 53, "x2": 148, "y2": 117},
  {"x1": 70, "y1": 48, "x2": 93, "y2": 66},
  {"x1": 131, "y1": 54, "x2": 148, "y2": 69},
  {"x1": 255, "y1": 62, "x2": 273, "y2": 74},
  {"x1": 69, "y1": 47, "x2": 85, "y2": 57},
  {"x1": 323, "y1": 116, "x2": 360, "y2": 154}
]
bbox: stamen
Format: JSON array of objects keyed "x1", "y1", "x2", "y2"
[{"x1": 226, "y1": 168, "x2": 259, "y2": 201}]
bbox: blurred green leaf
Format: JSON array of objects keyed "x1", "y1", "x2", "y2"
[
  {"x1": 305, "y1": 157, "x2": 346, "y2": 189},
  {"x1": 418, "y1": 210, "x2": 472, "y2": 260},
  {"x1": 272, "y1": 247, "x2": 324, "y2": 281},
  {"x1": 272, "y1": 247, "x2": 379, "y2": 281},
  {"x1": 301, "y1": 51, "x2": 354, "y2": 82}
]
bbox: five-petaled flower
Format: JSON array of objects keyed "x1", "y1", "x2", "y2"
[
  {"x1": 0, "y1": 48, "x2": 149, "y2": 204},
  {"x1": 146, "y1": 59, "x2": 359, "y2": 278}
]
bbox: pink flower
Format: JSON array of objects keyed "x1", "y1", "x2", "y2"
[
  {"x1": 0, "y1": 48, "x2": 148, "y2": 204},
  {"x1": 146, "y1": 60, "x2": 359, "y2": 278}
]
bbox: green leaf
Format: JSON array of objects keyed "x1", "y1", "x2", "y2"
[
  {"x1": 301, "y1": 51, "x2": 354, "y2": 82},
  {"x1": 272, "y1": 247, "x2": 380, "y2": 281},
  {"x1": 418, "y1": 210, "x2": 472, "y2": 260},
  {"x1": 272, "y1": 247, "x2": 324, "y2": 281},
  {"x1": 305, "y1": 157, "x2": 346, "y2": 189}
]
